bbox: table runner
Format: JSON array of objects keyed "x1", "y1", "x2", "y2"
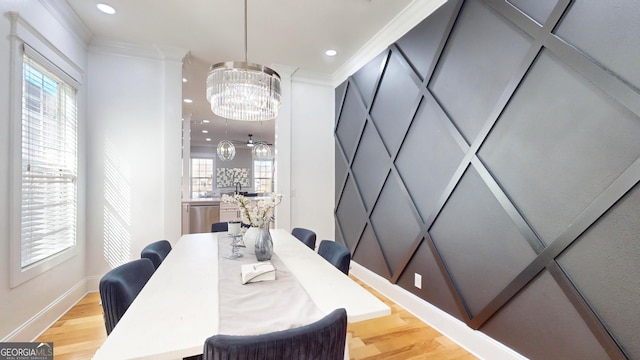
[{"x1": 217, "y1": 233, "x2": 324, "y2": 335}]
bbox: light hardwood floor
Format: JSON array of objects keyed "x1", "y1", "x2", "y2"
[{"x1": 35, "y1": 278, "x2": 476, "y2": 360}]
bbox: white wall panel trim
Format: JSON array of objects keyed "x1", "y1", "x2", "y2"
[
  {"x1": 1, "y1": 279, "x2": 88, "y2": 342},
  {"x1": 350, "y1": 262, "x2": 527, "y2": 360}
]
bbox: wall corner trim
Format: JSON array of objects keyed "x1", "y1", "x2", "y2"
[
  {"x1": 349, "y1": 262, "x2": 528, "y2": 360},
  {"x1": 1, "y1": 279, "x2": 89, "y2": 342}
]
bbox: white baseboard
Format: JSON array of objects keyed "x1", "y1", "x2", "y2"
[
  {"x1": 350, "y1": 262, "x2": 528, "y2": 360},
  {"x1": 86, "y1": 275, "x2": 101, "y2": 293},
  {"x1": 1, "y1": 278, "x2": 90, "y2": 342}
]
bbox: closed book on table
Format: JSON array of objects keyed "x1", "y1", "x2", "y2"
[{"x1": 241, "y1": 262, "x2": 276, "y2": 284}]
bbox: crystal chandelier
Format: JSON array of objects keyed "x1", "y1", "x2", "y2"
[{"x1": 206, "y1": 0, "x2": 281, "y2": 121}]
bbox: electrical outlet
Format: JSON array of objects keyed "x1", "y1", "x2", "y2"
[{"x1": 414, "y1": 273, "x2": 422, "y2": 289}]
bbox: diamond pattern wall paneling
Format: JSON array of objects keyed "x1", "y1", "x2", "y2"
[
  {"x1": 480, "y1": 270, "x2": 610, "y2": 359},
  {"x1": 395, "y1": 238, "x2": 464, "y2": 320},
  {"x1": 395, "y1": 97, "x2": 465, "y2": 223},
  {"x1": 334, "y1": 0, "x2": 640, "y2": 358},
  {"x1": 335, "y1": 175, "x2": 367, "y2": 251},
  {"x1": 507, "y1": 0, "x2": 558, "y2": 25},
  {"x1": 554, "y1": 1, "x2": 640, "y2": 91},
  {"x1": 557, "y1": 183, "x2": 640, "y2": 359},
  {"x1": 479, "y1": 50, "x2": 640, "y2": 244},
  {"x1": 369, "y1": 50, "x2": 420, "y2": 155},
  {"x1": 334, "y1": 141, "x2": 348, "y2": 204},
  {"x1": 335, "y1": 84, "x2": 366, "y2": 163},
  {"x1": 351, "y1": 52, "x2": 387, "y2": 109},
  {"x1": 335, "y1": 81, "x2": 347, "y2": 121},
  {"x1": 428, "y1": 0, "x2": 532, "y2": 144},
  {"x1": 370, "y1": 173, "x2": 421, "y2": 278},
  {"x1": 350, "y1": 122, "x2": 390, "y2": 212},
  {"x1": 430, "y1": 165, "x2": 538, "y2": 317},
  {"x1": 395, "y1": 0, "x2": 461, "y2": 81},
  {"x1": 352, "y1": 224, "x2": 390, "y2": 278}
]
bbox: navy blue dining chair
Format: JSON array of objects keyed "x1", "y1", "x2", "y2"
[
  {"x1": 203, "y1": 308, "x2": 347, "y2": 360},
  {"x1": 211, "y1": 222, "x2": 228, "y2": 232},
  {"x1": 99, "y1": 258, "x2": 155, "y2": 335},
  {"x1": 212, "y1": 222, "x2": 251, "y2": 232},
  {"x1": 317, "y1": 240, "x2": 351, "y2": 276},
  {"x1": 140, "y1": 240, "x2": 172, "y2": 270},
  {"x1": 291, "y1": 227, "x2": 316, "y2": 250}
]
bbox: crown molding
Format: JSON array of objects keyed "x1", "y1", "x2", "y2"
[
  {"x1": 270, "y1": 64, "x2": 299, "y2": 79},
  {"x1": 90, "y1": 37, "x2": 187, "y2": 62},
  {"x1": 269, "y1": 65, "x2": 333, "y2": 87},
  {"x1": 293, "y1": 69, "x2": 334, "y2": 87},
  {"x1": 331, "y1": 0, "x2": 447, "y2": 87},
  {"x1": 39, "y1": 0, "x2": 93, "y2": 45}
]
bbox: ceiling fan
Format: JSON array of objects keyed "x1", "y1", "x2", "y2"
[{"x1": 231, "y1": 134, "x2": 272, "y2": 148}]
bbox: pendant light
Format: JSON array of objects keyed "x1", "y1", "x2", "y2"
[
  {"x1": 206, "y1": 0, "x2": 281, "y2": 121},
  {"x1": 217, "y1": 120, "x2": 236, "y2": 161},
  {"x1": 252, "y1": 142, "x2": 271, "y2": 160},
  {"x1": 252, "y1": 120, "x2": 271, "y2": 160}
]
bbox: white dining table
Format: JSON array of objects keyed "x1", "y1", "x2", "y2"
[{"x1": 92, "y1": 229, "x2": 390, "y2": 360}]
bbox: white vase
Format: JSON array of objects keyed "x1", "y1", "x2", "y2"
[{"x1": 243, "y1": 227, "x2": 259, "y2": 254}]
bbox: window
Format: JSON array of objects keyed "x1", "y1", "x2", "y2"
[
  {"x1": 254, "y1": 159, "x2": 274, "y2": 193},
  {"x1": 191, "y1": 158, "x2": 214, "y2": 198},
  {"x1": 20, "y1": 51, "x2": 78, "y2": 269}
]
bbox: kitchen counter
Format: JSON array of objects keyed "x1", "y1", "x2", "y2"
[
  {"x1": 183, "y1": 198, "x2": 221, "y2": 205},
  {"x1": 181, "y1": 196, "x2": 271, "y2": 234},
  {"x1": 183, "y1": 195, "x2": 271, "y2": 205}
]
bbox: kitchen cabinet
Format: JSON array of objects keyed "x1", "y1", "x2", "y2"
[{"x1": 220, "y1": 202, "x2": 240, "y2": 222}]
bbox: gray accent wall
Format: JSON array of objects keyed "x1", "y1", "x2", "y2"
[{"x1": 334, "y1": 0, "x2": 640, "y2": 359}]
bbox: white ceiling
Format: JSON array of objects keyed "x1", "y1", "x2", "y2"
[{"x1": 64, "y1": 0, "x2": 422, "y2": 147}]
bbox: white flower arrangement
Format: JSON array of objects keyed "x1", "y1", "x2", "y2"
[{"x1": 221, "y1": 193, "x2": 283, "y2": 228}]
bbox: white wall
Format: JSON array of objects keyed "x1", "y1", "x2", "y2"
[
  {"x1": 289, "y1": 78, "x2": 335, "y2": 243},
  {"x1": 0, "y1": 1, "x2": 89, "y2": 341},
  {"x1": 0, "y1": 0, "x2": 184, "y2": 338},
  {"x1": 85, "y1": 42, "x2": 184, "y2": 280}
]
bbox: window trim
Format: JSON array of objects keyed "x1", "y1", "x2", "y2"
[
  {"x1": 190, "y1": 157, "x2": 215, "y2": 198},
  {"x1": 9, "y1": 14, "x2": 82, "y2": 288},
  {"x1": 253, "y1": 158, "x2": 275, "y2": 193}
]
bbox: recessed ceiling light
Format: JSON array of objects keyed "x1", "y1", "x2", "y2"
[
  {"x1": 202, "y1": 119, "x2": 210, "y2": 123},
  {"x1": 183, "y1": 99, "x2": 193, "y2": 103},
  {"x1": 325, "y1": 49, "x2": 337, "y2": 57},
  {"x1": 182, "y1": 77, "x2": 187, "y2": 83},
  {"x1": 205, "y1": 138, "x2": 211, "y2": 141},
  {"x1": 97, "y1": 3, "x2": 116, "y2": 15},
  {"x1": 202, "y1": 130, "x2": 209, "y2": 134}
]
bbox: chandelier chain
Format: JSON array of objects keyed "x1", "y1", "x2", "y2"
[{"x1": 244, "y1": 0, "x2": 248, "y2": 63}]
